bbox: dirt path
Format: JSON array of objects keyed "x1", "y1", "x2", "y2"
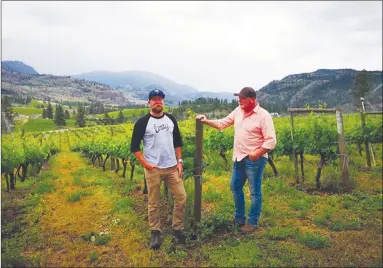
[{"x1": 25, "y1": 152, "x2": 161, "y2": 267}]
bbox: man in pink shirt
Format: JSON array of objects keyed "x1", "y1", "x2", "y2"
[{"x1": 196, "y1": 87, "x2": 277, "y2": 233}]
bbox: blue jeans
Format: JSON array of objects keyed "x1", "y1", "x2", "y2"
[{"x1": 230, "y1": 156, "x2": 267, "y2": 227}]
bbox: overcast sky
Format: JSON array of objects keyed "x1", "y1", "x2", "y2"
[{"x1": 2, "y1": 1, "x2": 382, "y2": 92}]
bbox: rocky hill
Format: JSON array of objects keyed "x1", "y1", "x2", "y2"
[
  {"x1": 257, "y1": 69, "x2": 382, "y2": 112},
  {"x1": 1, "y1": 70, "x2": 129, "y2": 106}
]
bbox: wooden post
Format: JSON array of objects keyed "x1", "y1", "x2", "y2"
[
  {"x1": 289, "y1": 112, "x2": 299, "y2": 183},
  {"x1": 194, "y1": 118, "x2": 203, "y2": 222},
  {"x1": 360, "y1": 111, "x2": 371, "y2": 167},
  {"x1": 336, "y1": 107, "x2": 350, "y2": 186}
]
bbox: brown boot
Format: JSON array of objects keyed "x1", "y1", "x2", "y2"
[{"x1": 239, "y1": 224, "x2": 258, "y2": 234}]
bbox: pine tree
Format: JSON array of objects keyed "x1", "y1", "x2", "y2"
[
  {"x1": 46, "y1": 102, "x2": 54, "y2": 119},
  {"x1": 64, "y1": 110, "x2": 70, "y2": 119},
  {"x1": 117, "y1": 110, "x2": 125, "y2": 124},
  {"x1": 76, "y1": 104, "x2": 86, "y2": 128},
  {"x1": 104, "y1": 111, "x2": 112, "y2": 125},
  {"x1": 352, "y1": 69, "x2": 371, "y2": 109},
  {"x1": 54, "y1": 105, "x2": 66, "y2": 127},
  {"x1": 42, "y1": 108, "x2": 47, "y2": 119}
]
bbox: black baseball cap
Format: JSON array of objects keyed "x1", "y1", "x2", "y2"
[
  {"x1": 148, "y1": 89, "x2": 165, "y2": 100},
  {"x1": 234, "y1": 87, "x2": 257, "y2": 98}
]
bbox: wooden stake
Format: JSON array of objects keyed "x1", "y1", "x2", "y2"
[
  {"x1": 194, "y1": 118, "x2": 203, "y2": 222},
  {"x1": 336, "y1": 107, "x2": 350, "y2": 186},
  {"x1": 289, "y1": 112, "x2": 299, "y2": 183},
  {"x1": 360, "y1": 111, "x2": 371, "y2": 167}
]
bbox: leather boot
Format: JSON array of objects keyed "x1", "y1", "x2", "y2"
[{"x1": 150, "y1": 230, "x2": 162, "y2": 250}]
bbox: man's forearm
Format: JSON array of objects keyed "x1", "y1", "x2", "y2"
[
  {"x1": 134, "y1": 151, "x2": 147, "y2": 167},
  {"x1": 251, "y1": 147, "x2": 270, "y2": 159},
  {"x1": 202, "y1": 119, "x2": 221, "y2": 130},
  {"x1": 175, "y1": 147, "x2": 182, "y2": 161}
]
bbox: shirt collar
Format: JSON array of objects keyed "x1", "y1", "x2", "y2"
[{"x1": 253, "y1": 103, "x2": 260, "y2": 114}]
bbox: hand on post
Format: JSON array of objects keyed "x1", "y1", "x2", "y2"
[{"x1": 196, "y1": 114, "x2": 207, "y2": 122}]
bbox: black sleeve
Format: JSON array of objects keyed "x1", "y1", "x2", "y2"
[
  {"x1": 130, "y1": 114, "x2": 150, "y2": 153},
  {"x1": 167, "y1": 114, "x2": 183, "y2": 148}
]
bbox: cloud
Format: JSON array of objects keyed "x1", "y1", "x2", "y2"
[{"x1": 2, "y1": 1, "x2": 382, "y2": 92}]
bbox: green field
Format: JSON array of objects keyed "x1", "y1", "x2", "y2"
[
  {"x1": 28, "y1": 100, "x2": 47, "y2": 108},
  {"x1": 15, "y1": 119, "x2": 77, "y2": 132},
  {"x1": 13, "y1": 107, "x2": 43, "y2": 116}
]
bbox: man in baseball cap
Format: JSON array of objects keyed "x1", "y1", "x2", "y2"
[
  {"x1": 131, "y1": 87, "x2": 186, "y2": 250},
  {"x1": 234, "y1": 87, "x2": 257, "y2": 98},
  {"x1": 196, "y1": 86, "x2": 276, "y2": 234},
  {"x1": 148, "y1": 89, "x2": 165, "y2": 100}
]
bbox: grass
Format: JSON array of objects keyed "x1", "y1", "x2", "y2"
[
  {"x1": 73, "y1": 175, "x2": 89, "y2": 187},
  {"x1": 89, "y1": 251, "x2": 98, "y2": 262},
  {"x1": 120, "y1": 182, "x2": 137, "y2": 196},
  {"x1": 202, "y1": 241, "x2": 261, "y2": 267},
  {"x1": 15, "y1": 118, "x2": 77, "y2": 132},
  {"x1": 203, "y1": 185, "x2": 222, "y2": 202},
  {"x1": 28, "y1": 99, "x2": 46, "y2": 108},
  {"x1": 1, "y1": 165, "x2": 59, "y2": 267},
  {"x1": 14, "y1": 115, "x2": 105, "y2": 133},
  {"x1": 33, "y1": 182, "x2": 55, "y2": 194},
  {"x1": 111, "y1": 197, "x2": 134, "y2": 213},
  {"x1": 268, "y1": 227, "x2": 298, "y2": 240},
  {"x1": 1, "y1": 144, "x2": 382, "y2": 267},
  {"x1": 67, "y1": 190, "x2": 91, "y2": 202},
  {"x1": 13, "y1": 107, "x2": 42, "y2": 115},
  {"x1": 296, "y1": 232, "x2": 331, "y2": 249},
  {"x1": 81, "y1": 232, "x2": 112, "y2": 246}
]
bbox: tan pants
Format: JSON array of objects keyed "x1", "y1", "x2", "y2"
[{"x1": 144, "y1": 166, "x2": 187, "y2": 231}]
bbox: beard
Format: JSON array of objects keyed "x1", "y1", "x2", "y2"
[{"x1": 151, "y1": 105, "x2": 163, "y2": 113}]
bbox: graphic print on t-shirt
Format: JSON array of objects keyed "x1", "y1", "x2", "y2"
[{"x1": 154, "y1": 123, "x2": 170, "y2": 133}]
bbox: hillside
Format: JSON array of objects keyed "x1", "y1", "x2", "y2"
[
  {"x1": 73, "y1": 70, "x2": 197, "y2": 101},
  {"x1": 2, "y1": 61, "x2": 382, "y2": 111},
  {"x1": 1, "y1": 70, "x2": 129, "y2": 106},
  {"x1": 257, "y1": 69, "x2": 383, "y2": 112},
  {"x1": 73, "y1": 70, "x2": 238, "y2": 103},
  {"x1": 1, "y1": 61, "x2": 39, "y2": 74}
]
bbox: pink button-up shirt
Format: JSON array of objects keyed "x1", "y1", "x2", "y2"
[{"x1": 214, "y1": 104, "x2": 277, "y2": 161}]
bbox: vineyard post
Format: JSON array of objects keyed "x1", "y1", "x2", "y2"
[
  {"x1": 194, "y1": 118, "x2": 203, "y2": 222},
  {"x1": 289, "y1": 111, "x2": 299, "y2": 183},
  {"x1": 364, "y1": 111, "x2": 382, "y2": 166},
  {"x1": 335, "y1": 107, "x2": 350, "y2": 186},
  {"x1": 359, "y1": 111, "x2": 371, "y2": 167}
]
